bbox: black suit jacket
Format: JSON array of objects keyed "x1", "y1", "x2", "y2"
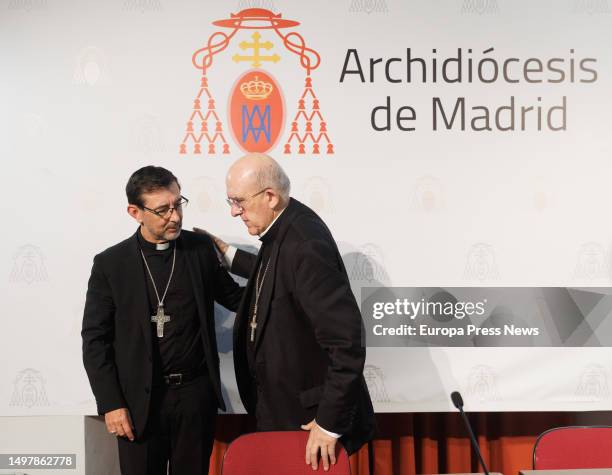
[
  {"x1": 82, "y1": 229, "x2": 242, "y2": 438},
  {"x1": 231, "y1": 198, "x2": 375, "y2": 454}
]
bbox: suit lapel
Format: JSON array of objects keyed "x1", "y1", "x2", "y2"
[{"x1": 128, "y1": 232, "x2": 152, "y2": 356}]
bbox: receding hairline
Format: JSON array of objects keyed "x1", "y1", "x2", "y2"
[{"x1": 227, "y1": 154, "x2": 291, "y2": 199}]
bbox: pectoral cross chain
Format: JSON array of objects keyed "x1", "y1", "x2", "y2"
[
  {"x1": 140, "y1": 245, "x2": 176, "y2": 339},
  {"x1": 250, "y1": 258, "x2": 270, "y2": 343}
]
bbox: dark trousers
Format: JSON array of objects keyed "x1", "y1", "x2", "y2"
[{"x1": 117, "y1": 374, "x2": 217, "y2": 475}]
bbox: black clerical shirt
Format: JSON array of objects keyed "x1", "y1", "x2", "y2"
[
  {"x1": 137, "y1": 230, "x2": 205, "y2": 379},
  {"x1": 246, "y1": 213, "x2": 283, "y2": 375}
]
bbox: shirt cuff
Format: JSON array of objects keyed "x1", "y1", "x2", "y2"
[
  {"x1": 223, "y1": 245, "x2": 237, "y2": 268},
  {"x1": 316, "y1": 421, "x2": 341, "y2": 438}
]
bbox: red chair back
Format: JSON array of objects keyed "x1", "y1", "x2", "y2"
[
  {"x1": 222, "y1": 431, "x2": 351, "y2": 475},
  {"x1": 533, "y1": 426, "x2": 612, "y2": 470}
]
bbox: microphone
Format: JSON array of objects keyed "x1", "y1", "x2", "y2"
[{"x1": 450, "y1": 391, "x2": 490, "y2": 475}]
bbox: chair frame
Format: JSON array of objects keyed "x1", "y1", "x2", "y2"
[{"x1": 533, "y1": 425, "x2": 612, "y2": 470}]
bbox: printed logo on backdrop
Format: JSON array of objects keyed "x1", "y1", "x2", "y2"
[
  {"x1": 573, "y1": 242, "x2": 611, "y2": 282},
  {"x1": 467, "y1": 365, "x2": 500, "y2": 402},
  {"x1": 409, "y1": 175, "x2": 445, "y2": 212},
  {"x1": 237, "y1": 0, "x2": 276, "y2": 10},
  {"x1": 531, "y1": 178, "x2": 554, "y2": 213},
  {"x1": 464, "y1": 242, "x2": 500, "y2": 282},
  {"x1": 130, "y1": 114, "x2": 165, "y2": 155},
  {"x1": 363, "y1": 365, "x2": 390, "y2": 402},
  {"x1": 19, "y1": 113, "x2": 47, "y2": 140},
  {"x1": 575, "y1": 364, "x2": 611, "y2": 401},
  {"x1": 572, "y1": 0, "x2": 610, "y2": 14},
  {"x1": 191, "y1": 176, "x2": 224, "y2": 213},
  {"x1": 533, "y1": 190, "x2": 547, "y2": 212},
  {"x1": 73, "y1": 47, "x2": 111, "y2": 86},
  {"x1": 10, "y1": 369, "x2": 49, "y2": 408},
  {"x1": 79, "y1": 187, "x2": 104, "y2": 213},
  {"x1": 460, "y1": 0, "x2": 500, "y2": 14},
  {"x1": 303, "y1": 177, "x2": 334, "y2": 215},
  {"x1": 349, "y1": 243, "x2": 391, "y2": 284},
  {"x1": 7, "y1": 0, "x2": 47, "y2": 11},
  {"x1": 122, "y1": 0, "x2": 162, "y2": 13},
  {"x1": 15, "y1": 113, "x2": 47, "y2": 156},
  {"x1": 10, "y1": 245, "x2": 48, "y2": 284},
  {"x1": 179, "y1": 8, "x2": 333, "y2": 156},
  {"x1": 348, "y1": 0, "x2": 388, "y2": 14}
]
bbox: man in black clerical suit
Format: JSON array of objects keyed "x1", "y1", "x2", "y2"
[
  {"x1": 82, "y1": 166, "x2": 243, "y2": 475},
  {"x1": 210, "y1": 154, "x2": 375, "y2": 470}
]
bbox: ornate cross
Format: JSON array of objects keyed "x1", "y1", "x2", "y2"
[
  {"x1": 233, "y1": 32, "x2": 280, "y2": 67},
  {"x1": 151, "y1": 304, "x2": 171, "y2": 338}
]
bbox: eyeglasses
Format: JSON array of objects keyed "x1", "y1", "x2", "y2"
[
  {"x1": 225, "y1": 188, "x2": 267, "y2": 212},
  {"x1": 142, "y1": 196, "x2": 189, "y2": 220}
]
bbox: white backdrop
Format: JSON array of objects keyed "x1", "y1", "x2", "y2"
[{"x1": 2, "y1": 0, "x2": 612, "y2": 416}]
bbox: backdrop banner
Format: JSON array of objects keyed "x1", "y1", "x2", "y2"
[{"x1": 2, "y1": 0, "x2": 612, "y2": 415}]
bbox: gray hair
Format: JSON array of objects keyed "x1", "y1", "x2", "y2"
[{"x1": 254, "y1": 157, "x2": 291, "y2": 201}]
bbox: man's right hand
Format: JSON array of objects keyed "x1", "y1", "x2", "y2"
[
  {"x1": 104, "y1": 408, "x2": 134, "y2": 441},
  {"x1": 193, "y1": 227, "x2": 229, "y2": 255}
]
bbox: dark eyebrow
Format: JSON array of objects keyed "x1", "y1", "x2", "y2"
[{"x1": 153, "y1": 197, "x2": 183, "y2": 210}]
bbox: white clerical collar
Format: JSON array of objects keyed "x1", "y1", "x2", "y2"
[
  {"x1": 156, "y1": 242, "x2": 170, "y2": 251},
  {"x1": 259, "y1": 207, "x2": 286, "y2": 238}
]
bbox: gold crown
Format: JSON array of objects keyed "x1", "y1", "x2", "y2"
[{"x1": 240, "y1": 76, "x2": 273, "y2": 100}]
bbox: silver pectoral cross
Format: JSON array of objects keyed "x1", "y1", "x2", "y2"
[{"x1": 151, "y1": 304, "x2": 171, "y2": 338}]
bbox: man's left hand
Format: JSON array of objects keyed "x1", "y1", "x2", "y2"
[{"x1": 301, "y1": 419, "x2": 337, "y2": 471}]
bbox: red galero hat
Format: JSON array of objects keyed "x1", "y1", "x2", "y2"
[{"x1": 212, "y1": 8, "x2": 300, "y2": 30}]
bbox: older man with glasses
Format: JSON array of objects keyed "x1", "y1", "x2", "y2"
[
  {"x1": 203, "y1": 153, "x2": 376, "y2": 471},
  {"x1": 82, "y1": 165, "x2": 243, "y2": 475}
]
